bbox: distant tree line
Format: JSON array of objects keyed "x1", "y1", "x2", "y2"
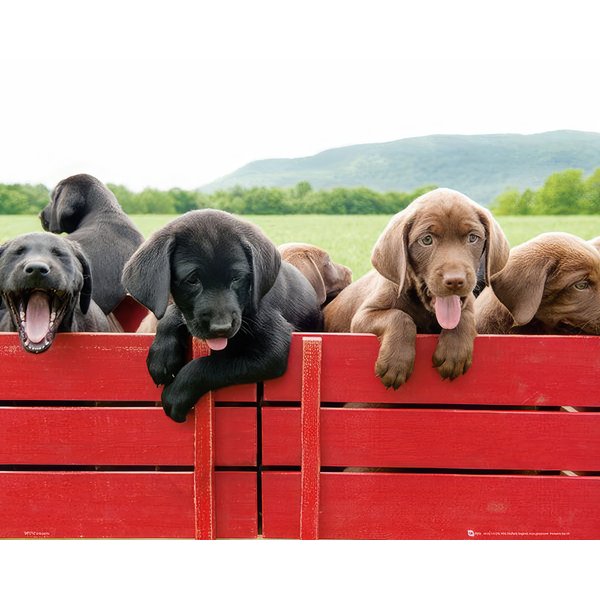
[
  {"x1": 1, "y1": 167, "x2": 600, "y2": 215},
  {"x1": 491, "y1": 168, "x2": 600, "y2": 215},
  {"x1": 0, "y1": 181, "x2": 437, "y2": 215}
]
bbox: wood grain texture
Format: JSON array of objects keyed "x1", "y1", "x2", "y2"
[
  {"x1": 0, "y1": 406, "x2": 256, "y2": 466},
  {"x1": 264, "y1": 333, "x2": 600, "y2": 407},
  {"x1": 262, "y1": 407, "x2": 600, "y2": 471},
  {"x1": 0, "y1": 333, "x2": 256, "y2": 403},
  {"x1": 0, "y1": 471, "x2": 256, "y2": 538},
  {"x1": 300, "y1": 337, "x2": 322, "y2": 540},
  {"x1": 262, "y1": 471, "x2": 600, "y2": 539}
]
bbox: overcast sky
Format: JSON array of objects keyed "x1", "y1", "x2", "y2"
[{"x1": 2, "y1": 1, "x2": 600, "y2": 191}]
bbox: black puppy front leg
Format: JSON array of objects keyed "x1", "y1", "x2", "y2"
[
  {"x1": 162, "y1": 317, "x2": 292, "y2": 422},
  {"x1": 147, "y1": 303, "x2": 190, "y2": 385}
]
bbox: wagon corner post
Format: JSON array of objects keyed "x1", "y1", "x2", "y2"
[{"x1": 192, "y1": 338, "x2": 216, "y2": 539}]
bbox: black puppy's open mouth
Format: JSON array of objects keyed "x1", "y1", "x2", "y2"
[{"x1": 3, "y1": 289, "x2": 71, "y2": 353}]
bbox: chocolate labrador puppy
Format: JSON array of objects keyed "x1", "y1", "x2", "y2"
[
  {"x1": 0, "y1": 232, "x2": 111, "y2": 353},
  {"x1": 475, "y1": 233, "x2": 600, "y2": 334},
  {"x1": 122, "y1": 209, "x2": 323, "y2": 422},
  {"x1": 39, "y1": 174, "x2": 144, "y2": 315},
  {"x1": 278, "y1": 243, "x2": 352, "y2": 306},
  {"x1": 324, "y1": 188, "x2": 510, "y2": 388}
]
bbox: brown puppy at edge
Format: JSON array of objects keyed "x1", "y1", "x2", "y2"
[
  {"x1": 475, "y1": 232, "x2": 600, "y2": 334},
  {"x1": 278, "y1": 242, "x2": 352, "y2": 306},
  {"x1": 137, "y1": 242, "x2": 353, "y2": 333},
  {"x1": 324, "y1": 187, "x2": 509, "y2": 388}
]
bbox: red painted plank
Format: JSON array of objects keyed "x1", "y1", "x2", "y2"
[
  {"x1": 193, "y1": 339, "x2": 216, "y2": 539},
  {"x1": 262, "y1": 472, "x2": 600, "y2": 539},
  {"x1": 300, "y1": 337, "x2": 322, "y2": 540},
  {"x1": 264, "y1": 333, "x2": 600, "y2": 407},
  {"x1": 0, "y1": 406, "x2": 255, "y2": 467},
  {"x1": 0, "y1": 471, "x2": 256, "y2": 538},
  {"x1": 262, "y1": 407, "x2": 600, "y2": 472},
  {"x1": 0, "y1": 333, "x2": 256, "y2": 403}
]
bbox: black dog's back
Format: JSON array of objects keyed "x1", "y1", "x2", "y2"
[{"x1": 41, "y1": 174, "x2": 144, "y2": 314}]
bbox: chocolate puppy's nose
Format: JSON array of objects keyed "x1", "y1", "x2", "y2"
[
  {"x1": 24, "y1": 261, "x2": 51, "y2": 276},
  {"x1": 443, "y1": 273, "x2": 466, "y2": 291}
]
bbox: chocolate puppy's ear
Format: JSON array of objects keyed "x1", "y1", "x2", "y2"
[
  {"x1": 122, "y1": 232, "x2": 174, "y2": 319},
  {"x1": 371, "y1": 208, "x2": 413, "y2": 293},
  {"x1": 490, "y1": 251, "x2": 555, "y2": 327},
  {"x1": 475, "y1": 206, "x2": 510, "y2": 284},
  {"x1": 284, "y1": 253, "x2": 327, "y2": 305},
  {"x1": 66, "y1": 240, "x2": 93, "y2": 314}
]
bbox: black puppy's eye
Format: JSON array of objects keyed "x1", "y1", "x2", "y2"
[
  {"x1": 419, "y1": 234, "x2": 434, "y2": 247},
  {"x1": 50, "y1": 248, "x2": 64, "y2": 257},
  {"x1": 467, "y1": 233, "x2": 480, "y2": 244},
  {"x1": 573, "y1": 280, "x2": 590, "y2": 290},
  {"x1": 185, "y1": 272, "x2": 202, "y2": 286},
  {"x1": 14, "y1": 246, "x2": 25, "y2": 255},
  {"x1": 230, "y1": 275, "x2": 245, "y2": 288}
]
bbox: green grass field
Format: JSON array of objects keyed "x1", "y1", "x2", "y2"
[{"x1": 2, "y1": 214, "x2": 600, "y2": 279}]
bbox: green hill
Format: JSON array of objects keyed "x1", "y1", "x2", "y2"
[{"x1": 200, "y1": 130, "x2": 600, "y2": 204}]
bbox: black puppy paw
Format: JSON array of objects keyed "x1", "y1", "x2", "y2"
[
  {"x1": 161, "y1": 384, "x2": 194, "y2": 423},
  {"x1": 147, "y1": 338, "x2": 188, "y2": 386}
]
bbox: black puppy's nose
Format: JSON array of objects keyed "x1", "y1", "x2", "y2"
[
  {"x1": 24, "y1": 261, "x2": 51, "y2": 276},
  {"x1": 209, "y1": 321, "x2": 233, "y2": 337}
]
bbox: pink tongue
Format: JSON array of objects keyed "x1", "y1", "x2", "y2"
[
  {"x1": 25, "y1": 292, "x2": 51, "y2": 343},
  {"x1": 434, "y1": 295, "x2": 462, "y2": 330},
  {"x1": 206, "y1": 338, "x2": 228, "y2": 351}
]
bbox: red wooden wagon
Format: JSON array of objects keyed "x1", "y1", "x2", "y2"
[{"x1": 0, "y1": 300, "x2": 598, "y2": 539}]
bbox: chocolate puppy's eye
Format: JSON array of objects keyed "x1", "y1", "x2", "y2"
[
  {"x1": 467, "y1": 233, "x2": 480, "y2": 244},
  {"x1": 419, "y1": 234, "x2": 434, "y2": 246},
  {"x1": 573, "y1": 280, "x2": 590, "y2": 290}
]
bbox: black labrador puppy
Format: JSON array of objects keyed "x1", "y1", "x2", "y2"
[
  {"x1": 0, "y1": 232, "x2": 111, "y2": 353},
  {"x1": 39, "y1": 173, "x2": 145, "y2": 315},
  {"x1": 122, "y1": 209, "x2": 323, "y2": 422}
]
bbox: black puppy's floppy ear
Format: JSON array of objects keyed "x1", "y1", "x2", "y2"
[
  {"x1": 50, "y1": 183, "x2": 85, "y2": 234},
  {"x1": 66, "y1": 240, "x2": 93, "y2": 314},
  {"x1": 243, "y1": 237, "x2": 281, "y2": 312},
  {"x1": 122, "y1": 232, "x2": 174, "y2": 319}
]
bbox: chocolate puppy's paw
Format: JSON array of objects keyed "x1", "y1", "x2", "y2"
[
  {"x1": 375, "y1": 347, "x2": 415, "y2": 390},
  {"x1": 432, "y1": 336, "x2": 473, "y2": 380}
]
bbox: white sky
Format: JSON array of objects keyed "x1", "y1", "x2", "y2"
[{"x1": 2, "y1": 0, "x2": 600, "y2": 191}]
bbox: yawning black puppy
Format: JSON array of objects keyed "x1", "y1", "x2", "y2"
[
  {"x1": 0, "y1": 233, "x2": 111, "y2": 353},
  {"x1": 39, "y1": 173, "x2": 145, "y2": 315},
  {"x1": 122, "y1": 209, "x2": 323, "y2": 422}
]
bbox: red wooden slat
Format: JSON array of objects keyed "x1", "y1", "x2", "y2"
[
  {"x1": 262, "y1": 472, "x2": 600, "y2": 539},
  {"x1": 0, "y1": 406, "x2": 255, "y2": 466},
  {"x1": 264, "y1": 333, "x2": 600, "y2": 407},
  {"x1": 0, "y1": 333, "x2": 160, "y2": 402},
  {"x1": 262, "y1": 407, "x2": 600, "y2": 471},
  {"x1": 0, "y1": 471, "x2": 256, "y2": 539},
  {"x1": 0, "y1": 333, "x2": 256, "y2": 403},
  {"x1": 299, "y1": 337, "x2": 322, "y2": 540},
  {"x1": 193, "y1": 339, "x2": 216, "y2": 540}
]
